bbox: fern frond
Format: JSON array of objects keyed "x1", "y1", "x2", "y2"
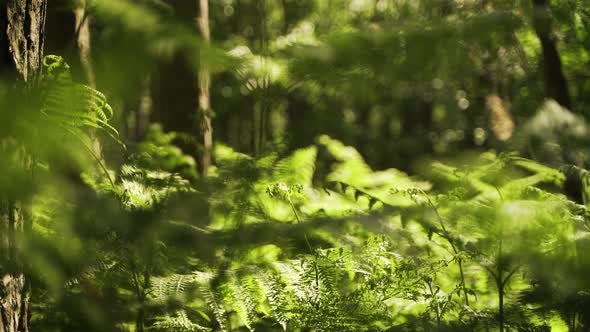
[
  {"x1": 152, "y1": 310, "x2": 209, "y2": 332},
  {"x1": 200, "y1": 282, "x2": 228, "y2": 331},
  {"x1": 40, "y1": 55, "x2": 124, "y2": 149}
]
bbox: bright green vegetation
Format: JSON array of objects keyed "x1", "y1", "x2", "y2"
[{"x1": 2, "y1": 0, "x2": 590, "y2": 331}]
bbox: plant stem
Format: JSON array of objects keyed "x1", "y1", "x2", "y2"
[
  {"x1": 288, "y1": 197, "x2": 314, "y2": 253},
  {"x1": 497, "y1": 277, "x2": 504, "y2": 332},
  {"x1": 422, "y1": 191, "x2": 470, "y2": 306},
  {"x1": 427, "y1": 280, "x2": 442, "y2": 331}
]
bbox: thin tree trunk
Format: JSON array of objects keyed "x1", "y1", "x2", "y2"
[
  {"x1": 73, "y1": 0, "x2": 105, "y2": 160},
  {"x1": 531, "y1": 0, "x2": 572, "y2": 109},
  {"x1": 197, "y1": 0, "x2": 212, "y2": 176},
  {"x1": 134, "y1": 76, "x2": 152, "y2": 141},
  {"x1": 0, "y1": 1, "x2": 47, "y2": 330},
  {"x1": 74, "y1": 0, "x2": 95, "y2": 88}
]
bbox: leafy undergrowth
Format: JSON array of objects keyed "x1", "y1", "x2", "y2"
[{"x1": 31, "y1": 130, "x2": 590, "y2": 331}]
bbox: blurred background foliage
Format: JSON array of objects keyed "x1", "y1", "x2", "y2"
[{"x1": 2, "y1": 0, "x2": 590, "y2": 331}]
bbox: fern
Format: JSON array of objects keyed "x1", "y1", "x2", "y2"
[
  {"x1": 45, "y1": 131, "x2": 590, "y2": 331},
  {"x1": 41, "y1": 55, "x2": 122, "y2": 147},
  {"x1": 226, "y1": 278, "x2": 257, "y2": 331},
  {"x1": 152, "y1": 310, "x2": 209, "y2": 332},
  {"x1": 200, "y1": 283, "x2": 228, "y2": 331}
]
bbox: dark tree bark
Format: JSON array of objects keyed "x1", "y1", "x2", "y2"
[
  {"x1": 398, "y1": 95, "x2": 433, "y2": 170},
  {"x1": 0, "y1": 1, "x2": 47, "y2": 331},
  {"x1": 531, "y1": 0, "x2": 572, "y2": 110},
  {"x1": 0, "y1": 199, "x2": 31, "y2": 332},
  {"x1": 0, "y1": 0, "x2": 46, "y2": 82}
]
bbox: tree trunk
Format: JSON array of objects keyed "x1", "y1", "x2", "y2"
[
  {"x1": 398, "y1": 95, "x2": 433, "y2": 170},
  {"x1": 197, "y1": 0, "x2": 212, "y2": 176},
  {"x1": 134, "y1": 75, "x2": 152, "y2": 142},
  {"x1": 0, "y1": 0, "x2": 46, "y2": 82},
  {"x1": 0, "y1": 1, "x2": 47, "y2": 331},
  {"x1": 74, "y1": 0, "x2": 105, "y2": 160},
  {"x1": 0, "y1": 200, "x2": 31, "y2": 332},
  {"x1": 74, "y1": 0, "x2": 95, "y2": 87},
  {"x1": 486, "y1": 94, "x2": 514, "y2": 142},
  {"x1": 531, "y1": 0, "x2": 572, "y2": 110}
]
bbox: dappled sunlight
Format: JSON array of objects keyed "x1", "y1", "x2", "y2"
[{"x1": 1, "y1": 0, "x2": 590, "y2": 331}]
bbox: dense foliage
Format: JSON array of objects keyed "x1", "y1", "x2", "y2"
[{"x1": 2, "y1": 0, "x2": 590, "y2": 331}]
